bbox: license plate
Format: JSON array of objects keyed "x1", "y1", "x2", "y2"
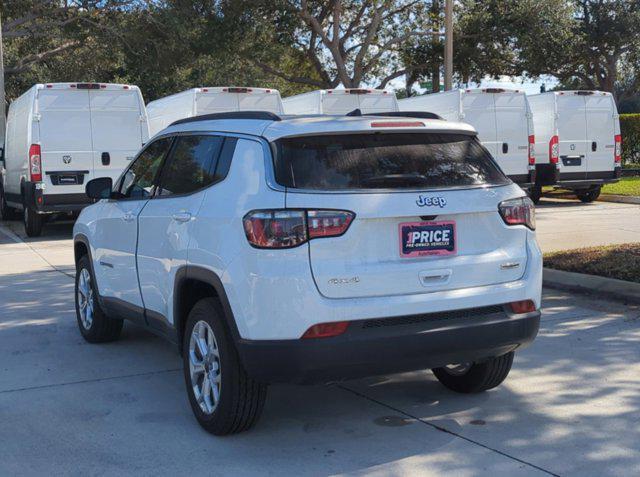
[{"x1": 399, "y1": 221, "x2": 456, "y2": 258}]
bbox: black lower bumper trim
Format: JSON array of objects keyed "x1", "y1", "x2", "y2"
[
  {"x1": 237, "y1": 307, "x2": 541, "y2": 384},
  {"x1": 23, "y1": 182, "x2": 92, "y2": 213}
]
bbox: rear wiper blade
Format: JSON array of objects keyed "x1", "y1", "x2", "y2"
[{"x1": 361, "y1": 173, "x2": 431, "y2": 186}]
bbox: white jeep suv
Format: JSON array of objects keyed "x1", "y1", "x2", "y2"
[{"x1": 73, "y1": 111, "x2": 542, "y2": 435}]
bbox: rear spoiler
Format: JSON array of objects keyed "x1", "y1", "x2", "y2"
[{"x1": 346, "y1": 109, "x2": 444, "y2": 120}]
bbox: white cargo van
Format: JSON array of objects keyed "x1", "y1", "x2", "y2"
[
  {"x1": 146, "y1": 87, "x2": 284, "y2": 136},
  {"x1": 0, "y1": 83, "x2": 149, "y2": 236},
  {"x1": 528, "y1": 91, "x2": 621, "y2": 202},
  {"x1": 398, "y1": 89, "x2": 536, "y2": 189},
  {"x1": 282, "y1": 88, "x2": 399, "y2": 115}
]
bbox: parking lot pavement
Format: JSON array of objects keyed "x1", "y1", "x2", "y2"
[
  {"x1": 1, "y1": 222, "x2": 640, "y2": 476},
  {"x1": 536, "y1": 198, "x2": 640, "y2": 253}
]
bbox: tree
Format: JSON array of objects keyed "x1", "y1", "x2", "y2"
[{"x1": 230, "y1": 0, "x2": 440, "y2": 90}]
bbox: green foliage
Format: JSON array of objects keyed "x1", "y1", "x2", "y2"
[{"x1": 620, "y1": 114, "x2": 640, "y2": 165}]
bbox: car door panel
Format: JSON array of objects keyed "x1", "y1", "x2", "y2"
[
  {"x1": 91, "y1": 137, "x2": 172, "y2": 307},
  {"x1": 137, "y1": 135, "x2": 223, "y2": 327}
]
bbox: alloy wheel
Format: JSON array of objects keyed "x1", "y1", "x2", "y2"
[
  {"x1": 189, "y1": 320, "x2": 222, "y2": 415},
  {"x1": 77, "y1": 268, "x2": 95, "y2": 329}
]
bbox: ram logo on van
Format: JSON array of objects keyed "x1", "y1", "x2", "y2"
[
  {"x1": 416, "y1": 195, "x2": 447, "y2": 208},
  {"x1": 62, "y1": 155, "x2": 72, "y2": 164}
]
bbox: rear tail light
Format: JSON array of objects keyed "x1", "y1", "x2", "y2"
[
  {"x1": 498, "y1": 197, "x2": 535, "y2": 230},
  {"x1": 307, "y1": 210, "x2": 354, "y2": 238},
  {"x1": 302, "y1": 321, "x2": 349, "y2": 339},
  {"x1": 614, "y1": 134, "x2": 622, "y2": 164},
  {"x1": 528, "y1": 135, "x2": 535, "y2": 165},
  {"x1": 29, "y1": 144, "x2": 42, "y2": 182},
  {"x1": 549, "y1": 135, "x2": 559, "y2": 164},
  {"x1": 243, "y1": 209, "x2": 355, "y2": 249},
  {"x1": 509, "y1": 300, "x2": 536, "y2": 314}
]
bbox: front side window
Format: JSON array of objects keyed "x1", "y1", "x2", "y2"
[
  {"x1": 273, "y1": 133, "x2": 509, "y2": 190},
  {"x1": 118, "y1": 138, "x2": 172, "y2": 199},
  {"x1": 156, "y1": 135, "x2": 223, "y2": 196}
]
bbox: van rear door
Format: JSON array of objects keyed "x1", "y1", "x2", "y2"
[
  {"x1": 276, "y1": 132, "x2": 527, "y2": 299},
  {"x1": 584, "y1": 94, "x2": 616, "y2": 175},
  {"x1": 557, "y1": 94, "x2": 588, "y2": 177},
  {"x1": 89, "y1": 86, "x2": 147, "y2": 184},
  {"x1": 462, "y1": 91, "x2": 499, "y2": 161},
  {"x1": 196, "y1": 88, "x2": 283, "y2": 114},
  {"x1": 36, "y1": 86, "x2": 93, "y2": 195},
  {"x1": 493, "y1": 92, "x2": 530, "y2": 178}
]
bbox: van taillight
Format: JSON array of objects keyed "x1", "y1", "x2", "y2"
[
  {"x1": 498, "y1": 197, "x2": 536, "y2": 230},
  {"x1": 549, "y1": 135, "x2": 559, "y2": 164},
  {"x1": 614, "y1": 134, "x2": 622, "y2": 163},
  {"x1": 243, "y1": 209, "x2": 355, "y2": 249},
  {"x1": 29, "y1": 144, "x2": 42, "y2": 182},
  {"x1": 528, "y1": 135, "x2": 535, "y2": 165}
]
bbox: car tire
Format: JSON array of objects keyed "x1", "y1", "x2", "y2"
[
  {"x1": 576, "y1": 186, "x2": 601, "y2": 203},
  {"x1": 0, "y1": 187, "x2": 18, "y2": 221},
  {"x1": 23, "y1": 203, "x2": 44, "y2": 237},
  {"x1": 432, "y1": 352, "x2": 514, "y2": 393},
  {"x1": 75, "y1": 255, "x2": 123, "y2": 343},
  {"x1": 528, "y1": 186, "x2": 542, "y2": 205},
  {"x1": 182, "y1": 298, "x2": 267, "y2": 435}
]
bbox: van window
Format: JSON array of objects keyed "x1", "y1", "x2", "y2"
[
  {"x1": 156, "y1": 135, "x2": 223, "y2": 196},
  {"x1": 273, "y1": 133, "x2": 508, "y2": 190},
  {"x1": 118, "y1": 137, "x2": 172, "y2": 199}
]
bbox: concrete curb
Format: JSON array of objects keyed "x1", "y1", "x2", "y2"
[
  {"x1": 597, "y1": 194, "x2": 640, "y2": 204},
  {"x1": 543, "y1": 267, "x2": 640, "y2": 304}
]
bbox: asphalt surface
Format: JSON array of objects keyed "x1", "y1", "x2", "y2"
[
  {"x1": 0, "y1": 201, "x2": 639, "y2": 476},
  {"x1": 536, "y1": 198, "x2": 640, "y2": 252}
]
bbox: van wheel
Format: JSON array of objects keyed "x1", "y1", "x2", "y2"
[
  {"x1": 576, "y1": 186, "x2": 601, "y2": 203},
  {"x1": 528, "y1": 186, "x2": 542, "y2": 205},
  {"x1": 432, "y1": 352, "x2": 514, "y2": 393},
  {"x1": 75, "y1": 255, "x2": 123, "y2": 343},
  {"x1": 23, "y1": 205, "x2": 44, "y2": 237},
  {"x1": 1, "y1": 188, "x2": 18, "y2": 220},
  {"x1": 183, "y1": 298, "x2": 267, "y2": 435}
]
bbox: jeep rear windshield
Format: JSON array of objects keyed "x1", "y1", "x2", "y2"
[{"x1": 273, "y1": 133, "x2": 509, "y2": 190}]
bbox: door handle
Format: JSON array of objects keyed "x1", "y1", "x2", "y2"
[
  {"x1": 101, "y1": 152, "x2": 111, "y2": 166},
  {"x1": 502, "y1": 142, "x2": 508, "y2": 154},
  {"x1": 172, "y1": 212, "x2": 192, "y2": 223},
  {"x1": 122, "y1": 212, "x2": 135, "y2": 222},
  {"x1": 592, "y1": 141, "x2": 597, "y2": 152}
]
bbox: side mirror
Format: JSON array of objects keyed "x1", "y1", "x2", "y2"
[{"x1": 86, "y1": 177, "x2": 113, "y2": 200}]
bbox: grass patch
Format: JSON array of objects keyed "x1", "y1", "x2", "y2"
[
  {"x1": 602, "y1": 176, "x2": 640, "y2": 196},
  {"x1": 544, "y1": 243, "x2": 640, "y2": 283}
]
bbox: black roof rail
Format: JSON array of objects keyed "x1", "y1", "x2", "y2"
[
  {"x1": 170, "y1": 110, "x2": 282, "y2": 127},
  {"x1": 345, "y1": 109, "x2": 444, "y2": 120}
]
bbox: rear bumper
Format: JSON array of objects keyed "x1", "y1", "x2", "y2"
[
  {"x1": 237, "y1": 307, "x2": 540, "y2": 384},
  {"x1": 556, "y1": 168, "x2": 621, "y2": 189},
  {"x1": 23, "y1": 181, "x2": 92, "y2": 213}
]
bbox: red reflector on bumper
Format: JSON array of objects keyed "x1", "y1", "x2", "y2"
[
  {"x1": 510, "y1": 300, "x2": 536, "y2": 314},
  {"x1": 302, "y1": 321, "x2": 349, "y2": 339}
]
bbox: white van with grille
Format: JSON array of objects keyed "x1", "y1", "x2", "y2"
[
  {"x1": 399, "y1": 89, "x2": 536, "y2": 189},
  {"x1": 528, "y1": 91, "x2": 621, "y2": 202},
  {"x1": 283, "y1": 88, "x2": 399, "y2": 115},
  {"x1": 146, "y1": 87, "x2": 284, "y2": 136},
  {"x1": 0, "y1": 83, "x2": 149, "y2": 236}
]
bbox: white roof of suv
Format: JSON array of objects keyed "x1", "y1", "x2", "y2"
[{"x1": 157, "y1": 112, "x2": 478, "y2": 141}]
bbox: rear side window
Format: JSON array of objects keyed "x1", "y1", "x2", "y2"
[
  {"x1": 156, "y1": 135, "x2": 223, "y2": 196},
  {"x1": 273, "y1": 133, "x2": 508, "y2": 190}
]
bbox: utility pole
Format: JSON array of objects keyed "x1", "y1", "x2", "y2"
[
  {"x1": 444, "y1": 0, "x2": 453, "y2": 91},
  {"x1": 0, "y1": 11, "x2": 5, "y2": 148}
]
